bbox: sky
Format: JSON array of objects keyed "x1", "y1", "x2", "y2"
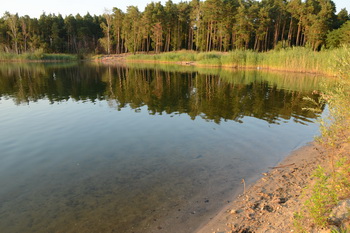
[
  {"x1": 0, "y1": 0, "x2": 182, "y2": 18},
  {"x1": 1, "y1": 0, "x2": 349, "y2": 18}
]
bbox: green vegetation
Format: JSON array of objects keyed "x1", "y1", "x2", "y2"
[
  {"x1": 40, "y1": 54, "x2": 78, "y2": 61},
  {"x1": 294, "y1": 49, "x2": 350, "y2": 231},
  {"x1": 295, "y1": 158, "x2": 350, "y2": 231},
  {"x1": 127, "y1": 47, "x2": 347, "y2": 75},
  {"x1": 0, "y1": 0, "x2": 349, "y2": 57},
  {"x1": 0, "y1": 49, "x2": 78, "y2": 61},
  {"x1": 127, "y1": 50, "x2": 197, "y2": 62},
  {"x1": 305, "y1": 166, "x2": 338, "y2": 227},
  {"x1": 327, "y1": 21, "x2": 350, "y2": 49}
]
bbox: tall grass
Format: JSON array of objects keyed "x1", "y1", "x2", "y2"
[
  {"x1": 127, "y1": 47, "x2": 347, "y2": 76},
  {"x1": 128, "y1": 50, "x2": 196, "y2": 62},
  {"x1": 0, "y1": 50, "x2": 78, "y2": 61},
  {"x1": 41, "y1": 54, "x2": 78, "y2": 60}
]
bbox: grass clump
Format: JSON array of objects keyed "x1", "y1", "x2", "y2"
[
  {"x1": 305, "y1": 166, "x2": 338, "y2": 227},
  {"x1": 197, "y1": 52, "x2": 222, "y2": 66},
  {"x1": 295, "y1": 157, "x2": 350, "y2": 231},
  {"x1": 41, "y1": 53, "x2": 77, "y2": 60}
]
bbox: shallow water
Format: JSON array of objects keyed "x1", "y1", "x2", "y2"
[{"x1": 0, "y1": 63, "x2": 323, "y2": 232}]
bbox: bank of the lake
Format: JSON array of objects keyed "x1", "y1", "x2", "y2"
[
  {"x1": 196, "y1": 136, "x2": 350, "y2": 233},
  {"x1": 0, "y1": 51, "x2": 78, "y2": 62},
  {"x1": 94, "y1": 47, "x2": 347, "y2": 76},
  {"x1": 2, "y1": 47, "x2": 345, "y2": 76}
]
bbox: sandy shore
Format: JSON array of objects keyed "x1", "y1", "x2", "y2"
[{"x1": 195, "y1": 141, "x2": 331, "y2": 233}]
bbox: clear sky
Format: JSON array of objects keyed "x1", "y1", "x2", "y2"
[
  {"x1": 0, "y1": 0, "x2": 182, "y2": 18},
  {"x1": 1, "y1": 0, "x2": 349, "y2": 18}
]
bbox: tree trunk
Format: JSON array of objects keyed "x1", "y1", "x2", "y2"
[
  {"x1": 287, "y1": 17, "x2": 293, "y2": 46},
  {"x1": 147, "y1": 36, "x2": 150, "y2": 53},
  {"x1": 264, "y1": 28, "x2": 269, "y2": 51},
  {"x1": 296, "y1": 17, "x2": 302, "y2": 46},
  {"x1": 274, "y1": 16, "x2": 280, "y2": 47},
  {"x1": 254, "y1": 36, "x2": 258, "y2": 51},
  {"x1": 206, "y1": 22, "x2": 210, "y2": 52},
  {"x1": 281, "y1": 19, "x2": 286, "y2": 41},
  {"x1": 167, "y1": 29, "x2": 171, "y2": 51}
]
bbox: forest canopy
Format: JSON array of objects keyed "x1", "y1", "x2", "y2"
[{"x1": 0, "y1": 0, "x2": 349, "y2": 55}]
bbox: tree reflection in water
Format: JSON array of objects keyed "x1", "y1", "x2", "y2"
[{"x1": 0, "y1": 62, "x2": 325, "y2": 124}]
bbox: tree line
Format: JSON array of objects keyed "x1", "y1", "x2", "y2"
[{"x1": 1, "y1": 0, "x2": 349, "y2": 55}]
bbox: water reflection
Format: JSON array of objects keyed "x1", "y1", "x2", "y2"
[{"x1": 0, "y1": 63, "x2": 322, "y2": 124}]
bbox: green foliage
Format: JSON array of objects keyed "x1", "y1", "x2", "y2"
[
  {"x1": 334, "y1": 157, "x2": 350, "y2": 198},
  {"x1": 299, "y1": 155, "x2": 350, "y2": 230},
  {"x1": 305, "y1": 166, "x2": 338, "y2": 227},
  {"x1": 335, "y1": 8, "x2": 349, "y2": 29},
  {"x1": 327, "y1": 22, "x2": 350, "y2": 49}
]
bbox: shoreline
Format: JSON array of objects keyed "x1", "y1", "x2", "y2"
[
  {"x1": 195, "y1": 141, "x2": 329, "y2": 233},
  {"x1": 0, "y1": 59, "x2": 77, "y2": 63},
  {"x1": 93, "y1": 53, "x2": 336, "y2": 77},
  {"x1": 0, "y1": 52, "x2": 336, "y2": 77}
]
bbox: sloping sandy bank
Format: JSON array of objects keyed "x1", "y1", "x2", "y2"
[{"x1": 196, "y1": 142, "x2": 331, "y2": 233}]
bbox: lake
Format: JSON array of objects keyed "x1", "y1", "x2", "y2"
[{"x1": 0, "y1": 62, "x2": 324, "y2": 232}]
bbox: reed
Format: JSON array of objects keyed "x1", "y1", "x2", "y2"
[
  {"x1": 41, "y1": 54, "x2": 77, "y2": 60},
  {"x1": 0, "y1": 50, "x2": 78, "y2": 61},
  {"x1": 127, "y1": 47, "x2": 348, "y2": 76},
  {"x1": 127, "y1": 50, "x2": 197, "y2": 62}
]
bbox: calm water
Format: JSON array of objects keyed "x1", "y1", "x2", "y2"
[{"x1": 0, "y1": 63, "x2": 323, "y2": 233}]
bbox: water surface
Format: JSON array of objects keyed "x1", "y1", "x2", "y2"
[{"x1": 0, "y1": 63, "x2": 324, "y2": 232}]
